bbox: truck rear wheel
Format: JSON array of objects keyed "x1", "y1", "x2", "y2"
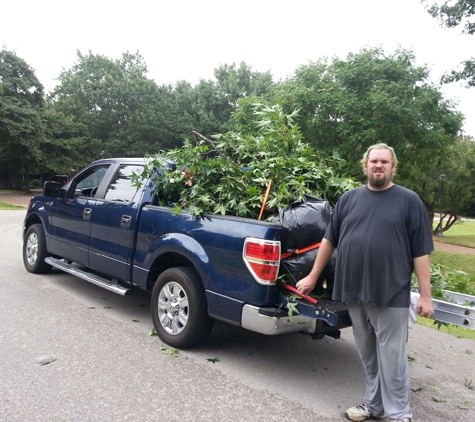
[
  {"x1": 23, "y1": 224, "x2": 52, "y2": 274},
  {"x1": 151, "y1": 267, "x2": 214, "y2": 348}
]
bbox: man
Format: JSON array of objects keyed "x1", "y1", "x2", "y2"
[{"x1": 296, "y1": 143, "x2": 434, "y2": 422}]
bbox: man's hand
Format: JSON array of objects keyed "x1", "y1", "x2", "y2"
[
  {"x1": 413, "y1": 255, "x2": 434, "y2": 318},
  {"x1": 417, "y1": 296, "x2": 434, "y2": 318},
  {"x1": 295, "y1": 239, "x2": 335, "y2": 295},
  {"x1": 296, "y1": 275, "x2": 317, "y2": 295}
]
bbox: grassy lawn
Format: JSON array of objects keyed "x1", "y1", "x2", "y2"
[
  {"x1": 0, "y1": 190, "x2": 30, "y2": 210},
  {"x1": 415, "y1": 316, "x2": 475, "y2": 340},
  {"x1": 431, "y1": 250, "x2": 475, "y2": 276},
  {"x1": 0, "y1": 202, "x2": 25, "y2": 210},
  {"x1": 433, "y1": 219, "x2": 475, "y2": 248}
]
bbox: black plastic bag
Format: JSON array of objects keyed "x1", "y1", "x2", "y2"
[
  {"x1": 276, "y1": 194, "x2": 331, "y2": 253},
  {"x1": 277, "y1": 194, "x2": 335, "y2": 294},
  {"x1": 282, "y1": 248, "x2": 337, "y2": 286}
]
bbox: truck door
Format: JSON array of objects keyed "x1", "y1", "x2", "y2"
[
  {"x1": 87, "y1": 164, "x2": 144, "y2": 282},
  {"x1": 48, "y1": 164, "x2": 112, "y2": 266}
]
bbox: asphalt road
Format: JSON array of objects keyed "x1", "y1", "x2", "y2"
[{"x1": 1, "y1": 210, "x2": 474, "y2": 422}]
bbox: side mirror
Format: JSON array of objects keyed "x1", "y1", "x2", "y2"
[{"x1": 43, "y1": 181, "x2": 63, "y2": 198}]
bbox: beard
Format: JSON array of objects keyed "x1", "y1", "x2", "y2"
[{"x1": 368, "y1": 172, "x2": 392, "y2": 189}]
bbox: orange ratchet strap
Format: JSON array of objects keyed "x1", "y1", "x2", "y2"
[{"x1": 280, "y1": 242, "x2": 321, "y2": 259}]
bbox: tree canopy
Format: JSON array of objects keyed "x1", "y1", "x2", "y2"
[
  {"x1": 0, "y1": 49, "x2": 45, "y2": 190},
  {"x1": 51, "y1": 54, "x2": 275, "y2": 162},
  {"x1": 424, "y1": 0, "x2": 475, "y2": 87},
  {"x1": 51, "y1": 51, "x2": 172, "y2": 159},
  {"x1": 273, "y1": 47, "x2": 463, "y2": 181}
]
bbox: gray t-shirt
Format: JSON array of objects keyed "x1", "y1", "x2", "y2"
[{"x1": 326, "y1": 184, "x2": 434, "y2": 307}]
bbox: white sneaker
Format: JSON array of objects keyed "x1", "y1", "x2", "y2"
[{"x1": 345, "y1": 403, "x2": 386, "y2": 421}]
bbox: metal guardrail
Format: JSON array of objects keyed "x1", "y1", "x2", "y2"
[{"x1": 432, "y1": 290, "x2": 475, "y2": 330}]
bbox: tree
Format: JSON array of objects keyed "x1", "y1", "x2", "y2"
[
  {"x1": 52, "y1": 54, "x2": 276, "y2": 161},
  {"x1": 40, "y1": 102, "x2": 89, "y2": 175},
  {"x1": 163, "y1": 62, "x2": 276, "y2": 143},
  {"x1": 0, "y1": 48, "x2": 45, "y2": 191},
  {"x1": 273, "y1": 47, "x2": 463, "y2": 183},
  {"x1": 423, "y1": 0, "x2": 475, "y2": 87},
  {"x1": 404, "y1": 137, "x2": 475, "y2": 233},
  {"x1": 213, "y1": 61, "x2": 274, "y2": 107},
  {"x1": 51, "y1": 51, "x2": 175, "y2": 160}
]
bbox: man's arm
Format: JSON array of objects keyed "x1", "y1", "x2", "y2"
[
  {"x1": 414, "y1": 254, "x2": 434, "y2": 318},
  {"x1": 296, "y1": 238, "x2": 335, "y2": 295}
]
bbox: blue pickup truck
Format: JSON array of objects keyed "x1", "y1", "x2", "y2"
[{"x1": 22, "y1": 158, "x2": 351, "y2": 348}]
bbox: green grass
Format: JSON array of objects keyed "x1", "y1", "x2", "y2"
[
  {"x1": 431, "y1": 251, "x2": 475, "y2": 276},
  {"x1": 433, "y1": 220, "x2": 475, "y2": 248},
  {"x1": 415, "y1": 316, "x2": 475, "y2": 340},
  {"x1": 0, "y1": 201, "x2": 25, "y2": 210}
]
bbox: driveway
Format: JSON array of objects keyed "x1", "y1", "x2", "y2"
[{"x1": 433, "y1": 241, "x2": 475, "y2": 255}]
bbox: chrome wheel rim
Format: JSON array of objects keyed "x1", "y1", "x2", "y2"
[
  {"x1": 26, "y1": 233, "x2": 39, "y2": 266},
  {"x1": 157, "y1": 281, "x2": 189, "y2": 335}
]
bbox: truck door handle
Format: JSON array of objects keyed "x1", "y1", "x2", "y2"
[
  {"x1": 83, "y1": 208, "x2": 92, "y2": 220},
  {"x1": 121, "y1": 215, "x2": 132, "y2": 229}
]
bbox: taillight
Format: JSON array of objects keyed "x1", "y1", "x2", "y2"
[{"x1": 243, "y1": 238, "x2": 280, "y2": 284}]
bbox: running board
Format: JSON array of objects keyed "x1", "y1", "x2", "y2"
[{"x1": 45, "y1": 257, "x2": 132, "y2": 296}]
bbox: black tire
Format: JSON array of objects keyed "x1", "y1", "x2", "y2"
[
  {"x1": 151, "y1": 267, "x2": 214, "y2": 348},
  {"x1": 23, "y1": 224, "x2": 52, "y2": 274}
]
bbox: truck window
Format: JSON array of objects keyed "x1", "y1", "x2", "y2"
[
  {"x1": 73, "y1": 165, "x2": 110, "y2": 198},
  {"x1": 103, "y1": 165, "x2": 143, "y2": 203}
]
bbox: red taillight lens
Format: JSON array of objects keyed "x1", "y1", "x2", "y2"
[
  {"x1": 243, "y1": 238, "x2": 281, "y2": 284},
  {"x1": 248, "y1": 261, "x2": 279, "y2": 281},
  {"x1": 245, "y1": 242, "x2": 280, "y2": 261}
]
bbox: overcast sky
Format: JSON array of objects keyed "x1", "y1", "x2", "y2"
[{"x1": 2, "y1": 0, "x2": 474, "y2": 137}]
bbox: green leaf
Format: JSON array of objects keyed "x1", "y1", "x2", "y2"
[
  {"x1": 161, "y1": 347, "x2": 180, "y2": 358},
  {"x1": 207, "y1": 357, "x2": 220, "y2": 363},
  {"x1": 286, "y1": 300, "x2": 300, "y2": 321},
  {"x1": 39, "y1": 357, "x2": 57, "y2": 366},
  {"x1": 432, "y1": 397, "x2": 451, "y2": 403}
]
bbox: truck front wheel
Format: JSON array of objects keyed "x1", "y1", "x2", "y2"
[
  {"x1": 23, "y1": 224, "x2": 52, "y2": 274},
  {"x1": 151, "y1": 267, "x2": 214, "y2": 348}
]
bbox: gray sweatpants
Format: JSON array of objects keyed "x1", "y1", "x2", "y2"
[{"x1": 348, "y1": 303, "x2": 412, "y2": 420}]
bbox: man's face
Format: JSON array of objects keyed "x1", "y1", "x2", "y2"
[{"x1": 365, "y1": 148, "x2": 394, "y2": 190}]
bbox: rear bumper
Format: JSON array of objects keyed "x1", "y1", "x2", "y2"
[
  {"x1": 241, "y1": 297, "x2": 352, "y2": 336},
  {"x1": 241, "y1": 304, "x2": 317, "y2": 335}
]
